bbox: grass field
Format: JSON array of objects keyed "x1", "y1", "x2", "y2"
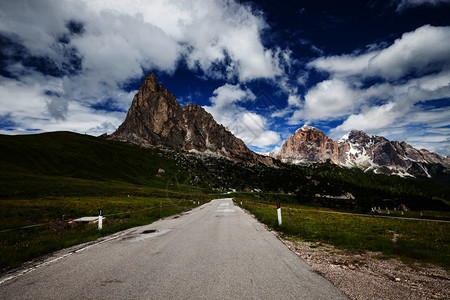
[{"x1": 236, "y1": 198, "x2": 450, "y2": 270}]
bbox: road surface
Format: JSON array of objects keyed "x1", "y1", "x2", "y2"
[{"x1": 0, "y1": 199, "x2": 348, "y2": 299}]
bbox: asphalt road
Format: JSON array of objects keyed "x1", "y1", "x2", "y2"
[{"x1": 0, "y1": 199, "x2": 348, "y2": 299}]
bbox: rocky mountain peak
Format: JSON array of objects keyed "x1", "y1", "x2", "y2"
[
  {"x1": 274, "y1": 125, "x2": 339, "y2": 165},
  {"x1": 348, "y1": 129, "x2": 370, "y2": 140},
  {"x1": 274, "y1": 126, "x2": 450, "y2": 179},
  {"x1": 137, "y1": 73, "x2": 179, "y2": 107},
  {"x1": 143, "y1": 73, "x2": 158, "y2": 90},
  {"x1": 298, "y1": 125, "x2": 316, "y2": 132},
  {"x1": 295, "y1": 125, "x2": 322, "y2": 135},
  {"x1": 109, "y1": 74, "x2": 274, "y2": 165},
  {"x1": 346, "y1": 130, "x2": 372, "y2": 146}
]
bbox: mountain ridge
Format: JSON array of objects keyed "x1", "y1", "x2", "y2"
[
  {"x1": 271, "y1": 125, "x2": 450, "y2": 178},
  {"x1": 108, "y1": 74, "x2": 448, "y2": 179}
]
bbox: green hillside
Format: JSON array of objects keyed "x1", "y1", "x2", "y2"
[
  {"x1": 1, "y1": 132, "x2": 176, "y2": 185},
  {"x1": 1, "y1": 131, "x2": 449, "y2": 212},
  {"x1": 0, "y1": 132, "x2": 193, "y2": 199}
]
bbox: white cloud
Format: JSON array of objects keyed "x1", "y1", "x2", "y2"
[
  {"x1": 204, "y1": 84, "x2": 280, "y2": 149},
  {"x1": 299, "y1": 25, "x2": 450, "y2": 126},
  {"x1": 88, "y1": 0, "x2": 287, "y2": 82},
  {"x1": 38, "y1": 101, "x2": 124, "y2": 134},
  {"x1": 209, "y1": 84, "x2": 256, "y2": 107},
  {"x1": 0, "y1": 75, "x2": 124, "y2": 135},
  {"x1": 301, "y1": 79, "x2": 359, "y2": 121},
  {"x1": 296, "y1": 70, "x2": 309, "y2": 86},
  {"x1": 0, "y1": 77, "x2": 48, "y2": 122},
  {"x1": 332, "y1": 102, "x2": 405, "y2": 133},
  {"x1": 176, "y1": 1, "x2": 288, "y2": 81},
  {"x1": 239, "y1": 112, "x2": 281, "y2": 147},
  {"x1": 326, "y1": 77, "x2": 450, "y2": 138},
  {"x1": 408, "y1": 135, "x2": 450, "y2": 143},
  {"x1": 396, "y1": 0, "x2": 450, "y2": 12},
  {"x1": 0, "y1": 0, "x2": 292, "y2": 135},
  {"x1": 309, "y1": 25, "x2": 450, "y2": 81},
  {"x1": 308, "y1": 52, "x2": 374, "y2": 78},
  {"x1": 407, "y1": 107, "x2": 450, "y2": 128},
  {"x1": 0, "y1": 1, "x2": 71, "y2": 57},
  {"x1": 0, "y1": 0, "x2": 285, "y2": 83},
  {"x1": 367, "y1": 25, "x2": 450, "y2": 80},
  {"x1": 287, "y1": 94, "x2": 301, "y2": 107}
]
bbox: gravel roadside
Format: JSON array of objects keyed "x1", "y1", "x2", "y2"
[{"x1": 278, "y1": 235, "x2": 449, "y2": 300}]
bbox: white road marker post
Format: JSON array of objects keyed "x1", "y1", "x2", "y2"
[
  {"x1": 277, "y1": 202, "x2": 282, "y2": 225},
  {"x1": 98, "y1": 209, "x2": 103, "y2": 230}
]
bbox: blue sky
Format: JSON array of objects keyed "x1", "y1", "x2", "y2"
[{"x1": 0, "y1": 0, "x2": 449, "y2": 155}]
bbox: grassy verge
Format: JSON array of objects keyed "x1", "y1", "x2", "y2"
[
  {"x1": 0, "y1": 195, "x2": 211, "y2": 272},
  {"x1": 236, "y1": 198, "x2": 450, "y2": 270}
]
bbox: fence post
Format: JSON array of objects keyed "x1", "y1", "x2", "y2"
[
  {"x1": 277, "y1": 202, "x2": 282, "y2": 225},
  {"x1": 261, "y1": 204, "x2": 264, "y2": 216},
  {"x1": 98, "y1": 209, "x2": 103, "y2": 230}
]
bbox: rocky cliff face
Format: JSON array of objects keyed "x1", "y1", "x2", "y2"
[
  {"x1": 110, "y1": 74, "x2": 274, "y2": 165},
  {"x1": 272, "y1": 126, "x2": 450, "y2": 178},
  {"x1": 339, "y1": 130, "x2": 450, "y2": 177},
  {"x1": 274, "y1": 126, "x2": 340, "y2": 165}
]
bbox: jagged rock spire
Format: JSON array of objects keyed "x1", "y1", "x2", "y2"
[{"x1": 110, "y1": 74, "x2": 275, "y2": 165}]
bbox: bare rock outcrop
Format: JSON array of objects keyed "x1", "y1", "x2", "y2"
[
  {"x1": 110, "y1": 74, "x2": 275, "y2": 165},
  {"x1": 273, "y1": 125, "x2": 340, "y2": 165}
]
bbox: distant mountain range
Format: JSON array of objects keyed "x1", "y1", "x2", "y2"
[
  {"x1": 271, "y1": 125, "x2": 450, "y2": 178},
  {"x1": 109, "y1": 74, "x2": 449, "y2": 179}
]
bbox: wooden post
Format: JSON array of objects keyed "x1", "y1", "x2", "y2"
[{"x1": 261, "y1": 204, "x2": 264, "y2": 216}]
